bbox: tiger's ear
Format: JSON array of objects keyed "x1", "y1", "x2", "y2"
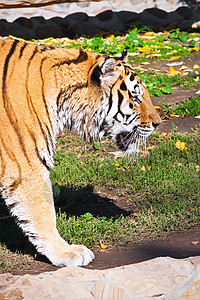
[
  {"x1": 98, "y1": 58, "x2": 120, "y2": 88},
  {"x1": 114, "y1": 49, "x2": 128, "y2": 62}
]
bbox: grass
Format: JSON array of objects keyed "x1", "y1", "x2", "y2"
[{"x1": 49, "y1": 128, "x2": 200, "y2": 249}]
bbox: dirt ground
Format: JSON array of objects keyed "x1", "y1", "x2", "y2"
[{"x1": 1, "y1": 54, "x2": 200, "y2": 276}]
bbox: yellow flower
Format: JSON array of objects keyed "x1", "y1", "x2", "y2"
[{"x1": 175, "y1": 140, "x2": 187, "y2": 151}]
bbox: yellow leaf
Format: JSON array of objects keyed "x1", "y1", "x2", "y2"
[
  {"x1": 166, "y1": 67, "x2": 180, "y2": 76},
  {"x1": 100, "y1": 242, "x2": 108, "y2": 249},
  {"x1": 154, "y1": 106, "x2": 161, "y2": 111},
  {"x1": 196, "y1": 165, "x2": 200, "y2": 172},
  {"x1": 147, "y1": 166, "x2": 152, "y2": 170},
  {"x1": 109, "y1": 34, "x2": 114, "y2": 40},
  {"x1": 139, "y1": 45, "x2": 152, "y2": 53},
  {"x1": 179, "y1": 65, "x2": 189, "y2": 70},
  {"x1": 195, "y1": 71, "x2": 199, "y2": 75},
  {"x1": 191, "y1": 47, "x2": 200, "y2": 51},
  {"x1": 170, "y1": 56, "x2": 181, "y2": 60},
  {"x1": 115, "y1": 162, "x2": 120, "y2": 167},
  {"x1": 175, "y1": 140, "x2": 187, "y2": 151},
  {"x1": 141, "y1": 166, "x2": 146, "y2": 171}
]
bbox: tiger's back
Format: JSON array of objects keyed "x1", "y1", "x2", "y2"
[{"x1": 0, "y1": 37, "x2": 160, "y2": 267}]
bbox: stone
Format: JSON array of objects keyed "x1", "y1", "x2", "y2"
[
  {"x1": 0, "y1": 20, "x2": 7, "y2": 35},
  {"x1": 35, "y1": 24, "x2": 64, "y2": 39},
  {"x1": 176, "y1": 6, "x2": 194, "y2": 20},
  {"x1": 69, "y1": 21, "x2": 101, "y2": 38},
  {"x1": 1, "y1": 257, "x2": 200, "y2": 299},
  {"x1": 14, "y1": 17, "x2": 33, "y2": 29},
  {"x1": 3, "y1": 23, "x2": 34, "y2": 39},
  {"x1": 139, "y1": 9, "x2": 170, "y2": 31},
  {"x1": 92, "y1": 11, "x2": 125, "y2": 33},
  {"x1": 117, "y1": 11, "x2": 139, "y2": 25}
]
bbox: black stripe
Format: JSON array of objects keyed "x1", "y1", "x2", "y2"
[
  {"x1": 2, "y1": 40, "x2": 19, "y2": 90},
  {"x1": 28, "y1": 129, "x2": 50, "y2": 170},
  {"x1": 107, "y1": 93, "x2": 112, "y2": 114},
  {"x1": 120, "y1": 81, "x2": 127, "y2": 91},
  {"x1": 118, "y1": 90, "x2": 123, "y2": 111},
  {"x1": 40, "y1": 57, "x2": 54, "y2": 136},
  {"x1": 19, "y1": 42, "x2": 28, "y2": 59},
  {"x1": 52, "y1": 50, "x2": 88, "y2": 68},
  {"x1": 2, "y1": 40, "x2": 33, "y2": 166},
  {"x1": 130, "y1": 73, "x2": 136, "y2": 81}
]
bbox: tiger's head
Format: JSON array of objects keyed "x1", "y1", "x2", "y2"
[{"x1": 90, "y1": 50, "x2": 161, "y2": 155}]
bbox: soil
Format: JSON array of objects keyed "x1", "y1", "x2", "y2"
[{"x1": 1, "y1": 54, "x2": 200, "y2": 276}]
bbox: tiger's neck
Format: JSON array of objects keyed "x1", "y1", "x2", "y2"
[{"x1": 49, "y1": 50, "x2": 108, "y2": 141}]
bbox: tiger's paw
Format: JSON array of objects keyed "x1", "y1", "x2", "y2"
[{"x1": 51, "y1": 244, "x2": 94, "y2": 267}]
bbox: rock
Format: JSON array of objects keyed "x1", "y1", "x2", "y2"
[
  {"x1": 69, "y1": 21, "x2": 101, "y2": 38},
  {"x1": 35, "y1": 24, "x2": 64, "y2": 39},
  {"x1": 117, "y1": 11, "x2": 139, "y2": 25},
  {"x1": 92, "y1": 10, "x2": 125, "y2": 33},
  {"x1": 3, "y1": 23, "x2": 34, "y2": 39},
  {"x1": 1, "y1": 257, "x2": 200, "y2": 299},
  {"x1": 176, "y1": 6, "x2": 194, "y2": 20},
  {"x1": 139, "y1": 8, "x2": 170, "y2": 31},
  {"x1": 14, "y1": 17, "x2": 33, "y2": 29}
]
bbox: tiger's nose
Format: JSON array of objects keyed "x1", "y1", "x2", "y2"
[{"x1": 152, "y1": 121, "x2": 161, "y2": 128}]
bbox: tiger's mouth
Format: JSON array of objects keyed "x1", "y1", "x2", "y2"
[{"x1": 116, "y1": 129, "x2": 137, "y2": 152}]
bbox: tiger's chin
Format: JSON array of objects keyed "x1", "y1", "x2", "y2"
[{"x1": 115, "y1": 126, "x2": 155, "y2": 155}]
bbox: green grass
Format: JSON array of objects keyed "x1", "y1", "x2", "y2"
[
  {"x1": 161, "y1": 95, "x2": 200, "y2": 118},
  {"x1": 136, "y1": 71, "x2": 198, "y2": 97},
  {"x1": 49, "y1": 128, "x2": 200, "y2": 248}
]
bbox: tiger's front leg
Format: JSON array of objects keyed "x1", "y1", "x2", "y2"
[{"x1": 4, "y1": 167, "x2": 94, "y2": 267}]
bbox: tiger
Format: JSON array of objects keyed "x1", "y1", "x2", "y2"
[{"x1": 0, "y1": 37, "x2": 161, "y2": 267}]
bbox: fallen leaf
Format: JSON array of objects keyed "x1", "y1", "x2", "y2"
[
  {"x1": 175, "y1": 140, "x2": 187, "y2": 151},
  {"x1": 166, "y1": 67, "x2": 181, "y2": 76},
  {"x1": 147, "y1": 145, "x2": 156, "y2": 150},
  {"x1": 195, "y1": 90, "x2": 200, "y2": 94},
  {"x1": 194, "y1": 76, "x2": 199, "y2": 82},
  {"x1": 150, "y1": 205, "x2": 155, "y2": 213},
  {"x1": 196, "y1": 165, "x2": 200, "y2": 172},
  {"x1": 100, "y1": 242, "x2": 108, "y2": 249},
  {"x1": 140, "y1": 45, "x2": 152, "y2": 53},
  {"x1": 141, "y1": 166, "x2": 146, "y2": 171},
  {"x1": 195, "y1": 115, "x2": 200, "y2": 119},
  {"x1": 166, "y1": 62, "x2": 183, "y2": 67},
  {"x1": 154, "y1": 106, "x2": 161, "y2": 111},
  {"x1": 110, "y1": 151, "x2": 124, "y2": 159},
  {"x1": 189, "y1": 46, "x2": 200, "y2": 52},
  {"x1": 170, "y1": 56, "x2": 181, "y2": 60},
  {"x1": 191, "y1": 241, "x2": 200, "y2": 245},
  {"x1": 193, "y1": 64, "x2": 200, "y2": 69}
]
